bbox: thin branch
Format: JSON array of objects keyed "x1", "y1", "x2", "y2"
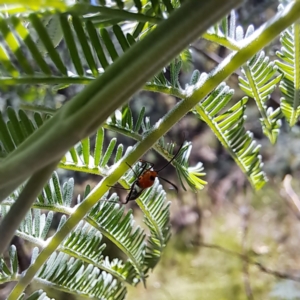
[
  {"x1": 200, "y1": 242, "x2": 300, "y2": 282},
  {"x1": 281, "y1": 174, "x2": 300, "y2": 219}
]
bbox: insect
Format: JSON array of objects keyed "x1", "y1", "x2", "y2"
[{"x1": 123, "y1": 141, "x2": 184, "y2": 203}]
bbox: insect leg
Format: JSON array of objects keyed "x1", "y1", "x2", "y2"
[
  {"x1": 99, "y1": 199, "x2": 120, "y2": 204},
  {"x1": 138, "y1": 159, "x2": 154, "y2": 169},
  {"x1": 125, "y1": 181, "x2": 139, "y2": 204},
  {"x1": 107, "y1": 185, "x2": 131, "y2": 190}
]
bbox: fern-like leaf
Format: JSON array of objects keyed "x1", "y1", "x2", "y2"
[
  {"x1": 203, "y1": 10, "x2": 241, "y2": 50},
  {"x1": 137, "y1": 180, "x2": 171, "y2": 271},
  {"x1": 276, "y1": 7, "x2": 300, "y2": 126},
  {"x1": 0, "y1": 13, "x2": 136, "y2": 85},
  {"x1": 18, "y1": 289, "x2": 53, "y2": 300},
  {"x1": 0, "y1": 108, "x2": 45, "y2": 158},
  {"x1": 0, "y1": 245, "x2": 18, "y2": 283},
  {"x1": 239, "y1": 51, "x2": 282, "y2": 144},
  {"x1": 2, "y1": 173, "x2": 146, "y2": 286},
  {"x1": 156, "y1": 139, "x2": 207, "y2": 192},
  {"x1": 88, "y1": 200, "x2": 147, "y2": 282},
  {"x1": 36, "y1": 251, "x2": 126, "y2": 299},
  {"x1": 38, "y1": 173, "x2": 147, "y2": 283},
  {"x1": 193, "y1": 81, "x2": 267, "y2": 190},
  {"x1": 0, "y1": 1, "x2": 185, "y2": 87}
]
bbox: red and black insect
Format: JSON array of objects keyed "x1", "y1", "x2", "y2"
[{"x1": 123, "y1": 141, "x2": 184, "y2": 203}]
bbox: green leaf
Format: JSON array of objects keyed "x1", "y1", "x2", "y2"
[
  {"x1": 100, "y1": 138, "x2": 117, "y2": 167},
  {"x1": 94, "y1": 128, "x2": 104, "y2": 167},
  {"x1": 9, "y1": 245, "x2": 18, "y2": 275},
  {"x1": 239, "y1": 51, "x2": 282, "y2": 144},
  {"x1": 36, "y1": 252, "x2": 127, "y2": 299},
  {"x1": 134, "y1": 107, "x2": 146, "y2": 133},
  {"x1": 170, "y1": 59, "x2": 182, "y2": 88},
  {"x1": 194, "y1": 82, "x2": 267, "y2": 190},
  {"x1": 20, "y1": 289, "x2": 52, "y2": 300},
  {"x1": 276, "y1": 19, "x2": 300, "y2": 126}
]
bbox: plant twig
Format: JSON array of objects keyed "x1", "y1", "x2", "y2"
[
  {"x1": 281, "y1": 174, "x2": 300, "y2": 219},
  {"x1": 200, "y1": 242, "x2": 300, "y2": 282}
]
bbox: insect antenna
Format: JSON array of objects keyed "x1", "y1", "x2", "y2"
[
  {"x1": 157, "y1": 176, "x2": 178, "y2": 192},
  {"x1": 155, "y1": 141, "x2": 184, "y2": 173}
]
